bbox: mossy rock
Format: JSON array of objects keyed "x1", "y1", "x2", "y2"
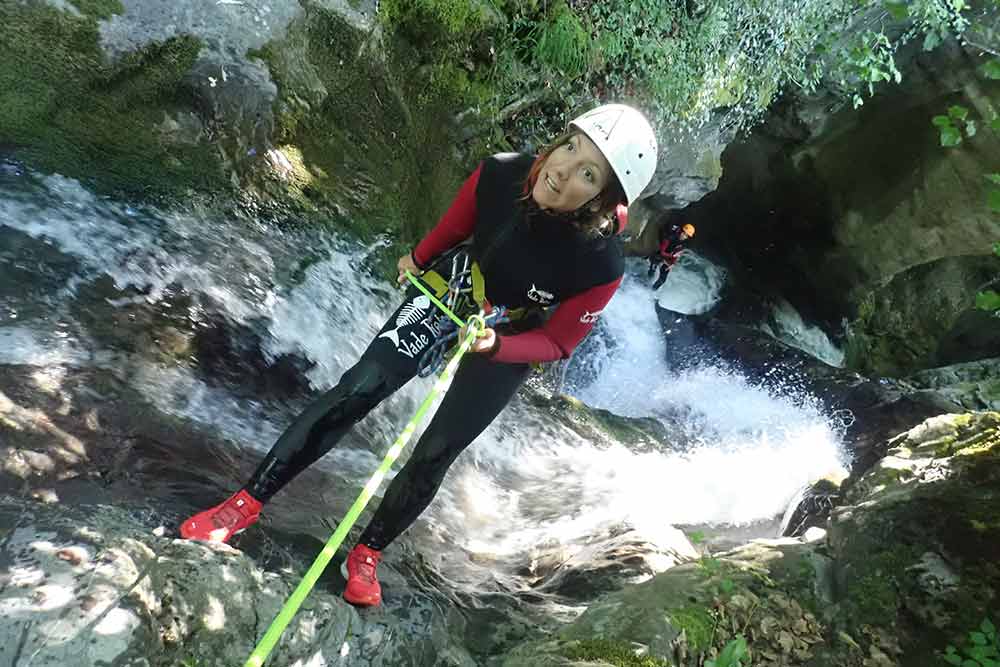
[
  {"x1": 520, "y1": 390, "x2": 672, "y2": 451},
  {"x1": 0, "y1": 2, "x2": 224, "y2": 198},
  {"x1": 827, "y1": 412, "x2": 1000, "y2": 661}
]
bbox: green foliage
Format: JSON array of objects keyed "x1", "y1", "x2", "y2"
[
  {"x1": 840, "y1": 30, "x2": 902, "y2": 108},
  {"x1": 976, "y1": 290, "x2": 1000, "y2": 312},
  {"x1": 374, "y1": 0, "x2": 977, "y2": 140},
  {"x1": 687, "y1": 530, "x2": 706, "y2": 544},
  {"x1": 909, "y1": 0, "x2": 970, "y2": 51},
  {"x1": 988, "y1": 189, "x2": 1000, "y2": 214},
  {"x1": 530, "y1": 4, "x2": 591, "y2": 77},
  {"x1": 561, "y1": 639, "x2": 671, "y2": 667},
  {"x1": 933, "y1": 105, "x2": 976, "y2": 146},
  {"x1": 943, "y1": 617, "x2": 999, "y2": 667},
  {"x1": 379, "y1": 0, "x2": 488, "y2": 45},
  {"x1": 586, "y1": 0, "x2": 864, "y2": 132},
  {"x1": 668, "y1": 605, "x2": 715, "y2": 650},
  {"x1": 706, "y1": 636, "x2": 749, "y2": 667}
]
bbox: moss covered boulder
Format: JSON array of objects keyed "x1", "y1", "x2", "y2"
[
  {"x1": 1, "y1": 0, "x2": 473, "y2": 255},
  {"x1": 827, "y1": 412, "x2": 1000, "y2": 662}
]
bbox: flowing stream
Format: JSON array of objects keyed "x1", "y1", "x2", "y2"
[{"x1": 0, "y1": 162, "x2": 849, "y2": 650}]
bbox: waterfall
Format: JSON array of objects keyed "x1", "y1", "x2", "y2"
[{"x1": 0, "y1": 165, "x2": 848, "y2": 608}]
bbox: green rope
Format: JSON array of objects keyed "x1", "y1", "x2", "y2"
[
  {"x1": 244, "y1": 277, "x2": 483, "y2": 667},
  {"x1": 404, "y1": 270, "x2": 465, "y2": 328}
]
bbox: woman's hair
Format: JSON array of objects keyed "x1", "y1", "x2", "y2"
[{"x1": 522, "y1": 131, "x2": 627, "y2": 234}]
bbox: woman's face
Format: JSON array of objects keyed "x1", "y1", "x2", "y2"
[{"x1": 531, "y1": 134, "x2": 612, "y2": 212}]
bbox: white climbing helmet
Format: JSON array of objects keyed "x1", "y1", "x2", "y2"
[{"x1": 569, "y1": 104, "x2": 658, "y2": 204}]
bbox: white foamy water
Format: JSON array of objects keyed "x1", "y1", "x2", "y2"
[{"x1": 563, "y1": 263, "x2": 848, "y2": 528}]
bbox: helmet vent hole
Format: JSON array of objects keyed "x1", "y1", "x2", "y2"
[
  {"x1": 638, "y1": 153, "x2": 643, "y2": 158},
  {"x1": 626, "y1": 170, "x2": 631, "y2": 175}
]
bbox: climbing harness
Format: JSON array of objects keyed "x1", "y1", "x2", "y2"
[
  {"x1": 414, "y1": 250, "x2": 513, "y2": 377},
  {"x1": 244, "y1": 273, "x2": 486, "y2": 667},
  {"x1": 417, "y1": 304, "x2": 509, "y2": 377}
]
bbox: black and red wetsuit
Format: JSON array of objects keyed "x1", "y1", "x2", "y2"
[
  {"x1": 244, "y1": 153, "x2": 625, "y2": 550},
  {"x1": 648, "y1": 224, "x2": 688, "y2": 290}
]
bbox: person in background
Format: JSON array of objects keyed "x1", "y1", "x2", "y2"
[{"x1": 648, "y1": 222, "x2": 695, "y2": 290}]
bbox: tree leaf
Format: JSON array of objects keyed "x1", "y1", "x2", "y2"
[
  {"x1": 924, "y1": 31, "x2": 942, "y2": 51},
  {"x1": 944, "y1": 652, "x2": 963, "y2": 666},
  {"x1": 949, "y1": 105, "x2": 970, "y2": 121},
  {"x1": 966, "y1": 120, "x2": 978, "y2": 137},
  {"x1": 941, "y1": 126, "x2": 963, "y2": 146},
  {"x1": 985, "y1": 174, "x2": 1000, "y2": 185},
  {"x1": 972, "y1": 631, "x2": 989, "y2": 645},
  {"x1": 976, "y1": 290, "x2": 1000, "y2": 312},
  {"x1": 984, "y1": 60, "x2": 1000, "y2": 80},
  {"x1": 982, "y1": 618, "x2": 997, "y2": 638},
  {"x1": 992, "y1": 117, "x2": 1000, "y2": 133},
  {"x1": 993, "y1": 242, "x2": 1000, "y2": 257},
  {"x1": 932, "y1": 115, "x2": 953, "y2": 127},
  {"x1": 963, "y1": 660, "x2": 980, "y2": 667},
  {"x1": 989, "y1": 189, "x2": 1000, "y2": 212},
  {"x1": 884, "y1": 1, "x2": 909, "y2": 19}
]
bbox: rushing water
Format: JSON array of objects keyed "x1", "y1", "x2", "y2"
[{"x1": 0, "y1": 163, "x2": 848, "y2": 636}]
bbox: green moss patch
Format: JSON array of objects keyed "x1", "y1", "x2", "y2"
[
  {"x1": 667, "y1": 605, "x2": 715, "y2": 651},
  {"x1": 0, "y1": 3, "x2": 223, "y2": 198},
  {"x1": 245, "y1": 3, "x2": 478, "y2": 252},
  {"x1": 562, "y1": 639, "x2": 671, "y2": 667}
]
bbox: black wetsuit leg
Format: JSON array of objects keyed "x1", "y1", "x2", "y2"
[
  {"x1": 358, "y1": 353, "x2": 531, "y2": 550},
  {"x1": 652, "y1": 263, "x2": 670, "y2": 290},
  {"x1": 245, "y1": 284, "x2": 447, "y2": 502}
]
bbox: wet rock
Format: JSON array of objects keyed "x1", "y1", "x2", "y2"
[
  {"x1": 643, "y1": 114, "x2": 736, "y2": 211},
  {"x1": 0, "y1": 497, "x2": 477, "y2": 667},
  {"x1": 523, "y1": 523, "x2": 698, "y2": 601},
  {"x1": 906, "y1": 357, "x2": 1000, "y2": 412},
  {"x1": 781, "y1": 478, "x2": 841, "y2": 538}
]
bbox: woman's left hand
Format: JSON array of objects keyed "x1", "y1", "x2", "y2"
[{"x1": 460, "y1": 324, "x2": 496, "y2": 354}]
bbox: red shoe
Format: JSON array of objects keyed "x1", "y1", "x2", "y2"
[
  {"x1": 180, "y1": 489, "x2": 262, "y2": 543},
  {"x1": 342, "y1": 544, "x2": 382, "y2": 607}
]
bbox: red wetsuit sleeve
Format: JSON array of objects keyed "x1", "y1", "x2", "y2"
[
  {"x1": 412, "y1": 164, "x2": 482, "y2": 268},
  {"x1": 491, "y1": 277, "x2": 623, "y2": 364},
  {"x1": 658, "y1": 238, "x2": 672, "y2": 261}
]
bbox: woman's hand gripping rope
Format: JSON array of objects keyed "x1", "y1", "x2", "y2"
[
  {"x1": 397, "y1": 253, "x2": 420, "y2": 285},
  {"x1": 402, "y1": 270, "x2": 509, "y2": 376}
]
